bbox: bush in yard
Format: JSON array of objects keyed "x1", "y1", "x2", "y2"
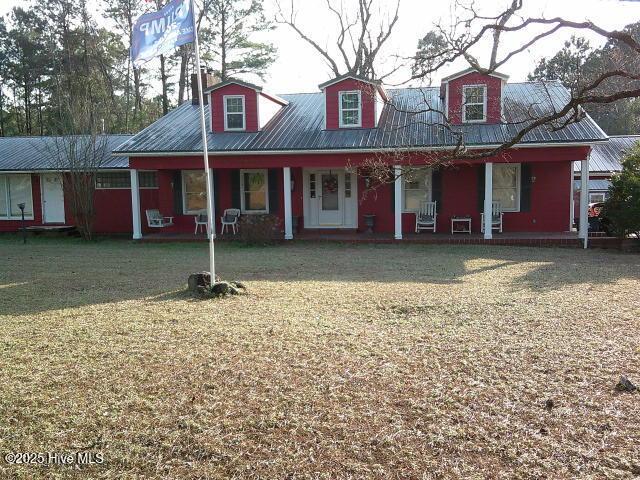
[
  {"x1": 601, "y1": 144, "x2": 640, "y2": 238},
  {"x1": 236, "y1": 214, "x2": 281, "y2": 245}
]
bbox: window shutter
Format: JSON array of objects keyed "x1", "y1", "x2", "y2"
[
  {"x1": 390, "y1": 178, "x2": 395, "y2": 211},
  {"x1": 173, "y1": 171, "x2": 183, "y2": 215},
  {"x1": 213, "y1": 173, "x2": 220, "y2": 218},
  {"x1": 432, "y1": 170, "x2": 443, "y2": 211},
  {"x1": 521, "y1": 163, "x2": 532, "y2": 212},
  {"x1": 231, "y1": 170, "x2": 241, "y2": 209},
  {"x1": 477, "y1": 164, "x2": 485, "y2": 211},
  {"x1": 268, "y1": 169, "x2": 279, "y2": 214}
]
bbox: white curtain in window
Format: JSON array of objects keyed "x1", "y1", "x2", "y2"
[
  {"x1": 242, "y1": 171, "x2": 267, "y2": 211},
  {"x1": 9, "y1": 175, "x2": 33, "y2": 217},
  {"x1": 403, "y1": 168, "x2": 432, "y2": 211},
  {"x1": 183, "y1": 171, "x2": 207, "y2": 213},
  {"x1": 493, "y1": 164, "x2": 519, "y2": 211}
]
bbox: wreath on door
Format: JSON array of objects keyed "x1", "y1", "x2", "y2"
[{"x1": 323, "y1": 175, "x2": 338, "y2": 193}]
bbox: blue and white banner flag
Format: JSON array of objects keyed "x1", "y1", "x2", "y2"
[{"x1": 131, "y1": 0, "x2": 195, "y2": 68}]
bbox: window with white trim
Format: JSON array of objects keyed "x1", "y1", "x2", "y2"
[
  {"x1": 339, "y1": 91, "x2": 362, "y2": 127},
  {"x1": 0, "y1": 174, "x2": 33, "y2": 219},
  {"x1": 240, "y1": 169, "x2": 268, "y2": 213},
  {"x1": 492, "y1": 163, "x2": 521, "y2": 211},
  {"x1": 403, "y1": 168, "x2": 432, "y2": 212},
  {"x1": 182, "y1": 170, "x2": 207, "y2": 214},
  {"x1": 224, "y1": 95, "x2": 246, "y2": 131},
  {"x1": 95, "y1": 172, "x2": 130, "y2": 189},
  {"x1": 462, "y1": 85, "x2": 487, "y2": 122},
  {"x1": 589, "y1": 192, "x2": 606, "y2": 203}
]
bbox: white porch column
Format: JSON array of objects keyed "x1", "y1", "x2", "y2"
[
  {"x1": 483, "y1": 162, "x2": 493, "y2": 240},
  {"x1": 283, "y1": 167, "x2": 293, "y2": 240},
  {"x1": 578, "y1": 156, "x2": 589, "y2": 248},
  {"x1": 394, "y1": 165, "x2": 402, "y2": 240},
  {"x1": 130, "y1": 169, "x2": 142, "y2": 240}
]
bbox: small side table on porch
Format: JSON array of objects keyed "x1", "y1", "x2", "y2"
[{"x1": 451, "y1": 216, "x2": 472, "y2": 234}]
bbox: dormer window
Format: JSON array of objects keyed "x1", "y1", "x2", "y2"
[
  {"x1": 339, "y1": 91, "x2": 362, "y2": 128},
  {"x1": 462, "y1": 85, "x2": 487, "y2": 123},
  {"x1": 224, "y1": 95, "x2": 246, "y2": 131}
]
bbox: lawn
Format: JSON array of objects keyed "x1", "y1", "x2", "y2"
[{"x1": 0, "y1": 237, "x2": 639, "y2": 479}]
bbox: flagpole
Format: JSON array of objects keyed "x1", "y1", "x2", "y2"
[{"x1": 191, "y1": 0, "x2": 216, "y2": 283}]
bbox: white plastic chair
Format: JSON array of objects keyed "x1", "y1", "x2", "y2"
[
  {"x1": 481, "y1": 201, "x2": 503, "y2": 233},
  {"x1": 194, "y1": 212, "x2": 208, "y2": 234},
  {"x1": 415, "y1": 201, "x2": 437, "y2": 233},
  {"x1": 220, "y1": 208, "x2": 240, "y2": 235},
  {"x1": 146, "y1": 209, "x2": 174, "y2": 228}
]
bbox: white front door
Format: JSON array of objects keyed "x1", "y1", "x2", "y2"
[
  {"x1": 41, "y1": 173, "x2": 65, "y2": 223},
  {"x1": 318, "y1": 171, "x2": 343, "y2": 225}
]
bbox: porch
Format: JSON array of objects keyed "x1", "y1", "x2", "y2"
[{"x1": 128, "y1": 155, "x2": 593, "y2": 245}]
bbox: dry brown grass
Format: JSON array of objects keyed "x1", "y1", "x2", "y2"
[{"x1": 0, "y1": 237, "x2": 639, "y2": 479}]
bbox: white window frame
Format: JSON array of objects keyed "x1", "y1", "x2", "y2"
[
  {"x1": 0, "y1": 174, "x2": 34, "y2": 220},
  {"x1": 181, "y1": 170, "x2": 208, "y2": 215},
  {"x1": 338, "y1": 90, "x2": 362, "y2": 128},
  {"x1": 223, "y1": 95, "x2": 246, "y2": 131},
  {"x1": 402, "y1": 168, "x2": 433, "y2": 213},
  {"x1": 240, "y1": 168, "x2": 269, "y2": 214},
  {"x1": 462, "y1": 84, "x2": 487, "y2": 123},
  {"x1": 589, "y1": 192, "x2": 606, "y2": 203},
  {"x1": 492, "y1": 163, "x2": 521, "y2": 212}
]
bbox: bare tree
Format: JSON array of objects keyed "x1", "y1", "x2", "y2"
[
  {"x1": 42, "y1": 95, "x2": 109, "y2": 240},
  {"x1": 275, "y1": 0, "x2": 400, "y2": 80}
]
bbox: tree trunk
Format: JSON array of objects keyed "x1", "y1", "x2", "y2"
[
  {"x1": 160, "y1": 54, "x2": 169, "y2": 115},
  {"x1": 178, "y1": 46, "x2": 190, "y2": 105}
]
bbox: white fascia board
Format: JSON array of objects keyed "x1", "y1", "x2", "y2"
[{"x1": 114, "y1": 140, "x2": 608, "y2": 157}]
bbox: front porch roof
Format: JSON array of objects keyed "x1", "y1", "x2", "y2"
[{"x1": 114, "y1": 83, "x2": 607, "y2": 157}]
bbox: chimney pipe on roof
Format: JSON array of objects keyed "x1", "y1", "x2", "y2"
[{"x1": 191, "y1": 68, "x2": 220, "y2": 105}]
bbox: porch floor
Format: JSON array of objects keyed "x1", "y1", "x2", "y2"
[{"x1": 137, "y1": 231, "x2": 617, "y2": 248}]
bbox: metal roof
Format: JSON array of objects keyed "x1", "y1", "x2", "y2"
[
  {"x1": 115, "y1": 82, "x2": 607, "y2": 156},
  {"x1": 441, "y1": 67, "x2": 509, "y2": 83},
  {"x1": 318, "y1": 74, "x2": 383, "y2": 89},
  {"x1": 204, "y1": 78, "x2": 263, "y2": 93},
  {"x1": 0, "y1": 135, "x2": 132, "y2": 171},
  {"x1": 574, "y1": 179, "x2": 612, "y2": 191},
  {"x1": 574, "y1": 135, "x2": 640, "y2": 173}
]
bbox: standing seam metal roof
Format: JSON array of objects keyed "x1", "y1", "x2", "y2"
[
  {"x1": 115, "y1": 81, "x2": 607, "y2": 155},
  {"x1": 574, "y1": 135, "x2": 640, "y2": 173},
  {"x1": 0, "y1": 135, "x2": 132, "y2": 171}
]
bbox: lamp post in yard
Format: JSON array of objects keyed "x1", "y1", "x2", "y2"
[{"x1": 18, "y1": 202, "x2": 26, "y2": 244}]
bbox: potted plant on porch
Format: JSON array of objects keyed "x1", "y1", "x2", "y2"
[{"x1": 363, "y1": 213, "x2": 376, "y2": 234}]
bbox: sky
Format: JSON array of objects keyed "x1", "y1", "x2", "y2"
[{"x1": 1, "y1": 0, "x2": 640, "y2": 96}]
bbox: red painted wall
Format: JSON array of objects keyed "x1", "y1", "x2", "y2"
[
  {"x1": 324, "y1": 79, "x2": 377, "y2": 130},
  {"x1": 210, "y1": 84, "x2": 258, "y2": 133},
  {"x1": 447, "y1": 72, "x2": 503, "y2": 124}
]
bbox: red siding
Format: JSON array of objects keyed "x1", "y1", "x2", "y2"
[
  {"x1": 324, "y1": 79, "x2": 377, "y2": 130},
  {"x1": 210, "y1": 84, "x2": 258, "y2": 133},
  {"x1": 447, "y1": 72, "x2": 503, "y2": 124}
]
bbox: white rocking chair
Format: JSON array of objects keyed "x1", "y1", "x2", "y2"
[
  {"x1": 194, "y1": 212, "x2": 208, "y2": 235},
  {"x1": 415, "y1": 201, "x2": 437, "y2": 233},
  {"x1": 481, "y1": 201, "x2": 504, "y2": 233},
  {"x1": 220, "y1": 208, "x2": 240, "y2": 235},
  {"x1": 146, "y1": 209, "x2": 174, "y2": 228}
]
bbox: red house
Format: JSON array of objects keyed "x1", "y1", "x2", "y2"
[
  {"x1": 0, "y1": 68, "x2": 608, "y2": 244},
  {"x1": 114, "y1": 68, "x2": 605, "y2": 242}
]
